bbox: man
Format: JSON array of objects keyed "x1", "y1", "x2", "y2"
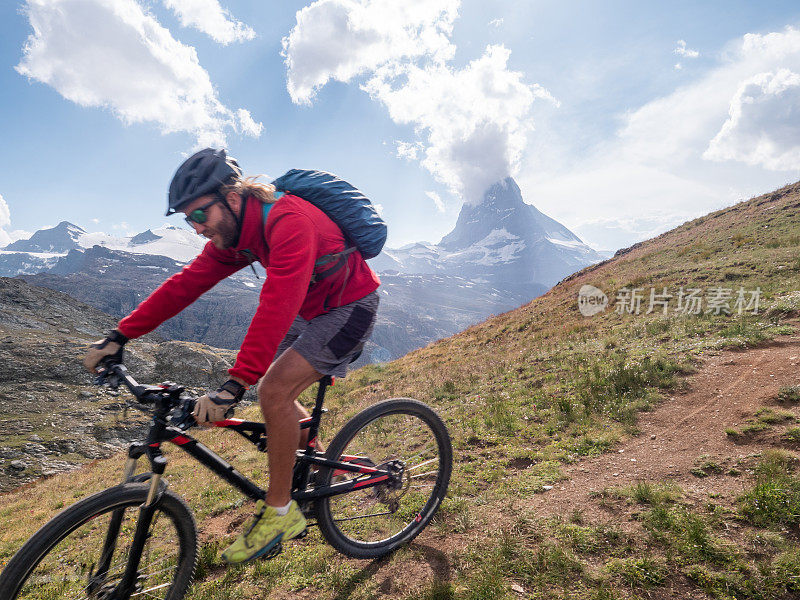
[{"x1": 84, "y1": 148, "x2": 380, "y2": 563}]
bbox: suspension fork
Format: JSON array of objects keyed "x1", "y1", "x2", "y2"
[
  {"x1": 115, "y1": 436, "x2": 169, "y2": 597},
  {"x1": 89, "y1": 443, "x2": 148, "y2": 595}
]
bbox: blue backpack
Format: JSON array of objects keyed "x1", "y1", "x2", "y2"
[{"x1": 271, "y1": 169, "x2": 387, "y2": 259}]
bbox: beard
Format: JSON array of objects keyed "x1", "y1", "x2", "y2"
[{"x1": 209, "y1": 205, "x2": 239, "y2": 249}]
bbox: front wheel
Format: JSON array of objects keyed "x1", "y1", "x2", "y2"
[
  {"x1": 315, "y1": 399, "x2": 452, "y2": 558},
  {"x1": 0, "y1": 482, "x2": 197, "y2": 600}
]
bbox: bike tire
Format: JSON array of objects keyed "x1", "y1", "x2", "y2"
[
  {"x1": 0, "y1": 482, "x2": 197, "y2": 600},
  {"x1": 314, "y1": 398, "x2": 452, "y2": 559}
]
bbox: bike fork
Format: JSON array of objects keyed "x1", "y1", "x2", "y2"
[
  {"x1": 88, "y1": 448, "x2": 146, "y2": 595},
  {"x1": 115, "y1": 453, "x2": 167, "y2": 598}
]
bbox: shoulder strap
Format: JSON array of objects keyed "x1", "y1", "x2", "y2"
[{"x1": 260, "y1": 197, "x2": 353, "y2": 287}]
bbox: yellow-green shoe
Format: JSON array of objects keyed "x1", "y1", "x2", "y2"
[{"x1": 222, "y1": 500, "x2": 307, "y2": 564}]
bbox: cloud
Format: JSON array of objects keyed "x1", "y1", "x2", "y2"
[
  {"x1": 521, "y1": 27, "x2": 800, "y2": 251},
  {"x1": 235, "y1": 108, "x2": 264, "y2": 137},
  {"x1": 489, "y1": 18, "x2": 503, "y2": 27},
  {"x1": 425, "y1": 190, "x2": 445, "y2": 213},
  {"x1": 704, "y1": 69, "x2": 800, "y2": 170},
  {"x1": 395, "y1": 140, "x2": 422, "y2": 160},
  {"x1": 16, "y1": 0, "x2": 262, "y2": 147},
  {"x1": 615, "y1": 27, "x2": 800, "y2": 167},
  {"x1": 163, "y1": 0, "x2": 256, "y2": 44},
  {"x1": 0, "y1": 194, "x2": 11, "y2": 247},
  {"x1": 285, "y1": 0, "x2": 555, "y2": 203},
  {"x1": 364, "y1": 45, "x2": 557, "y2": 202},
  {"x1": 674, "y1": 40, "x2": 699, "y2": 58},
  {"x1": 283, "y1": 0, "x2": 458, "y2": 105}
]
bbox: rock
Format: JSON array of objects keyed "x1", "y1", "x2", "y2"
[
  {"x1": 79, "y1": 390, "x2": 93, "y2": 398},
  {"x1": 28, "y1": 434, "x2": 42, "y2": 442},
  {"x1": 58, "y1": 328, "x2": 70, "y2": 334},
  {"x1": 542, "y1": 485, "x2": 553, "y2": 491},
  {"x1": 154, "y1": 340, "x2": 235, "y2": 390},
  {"x1": 22, "y1": 443, "x2": 48, "y2": 456},
  {"x1": 10, "y1": 460, "x2": 27, "y2": 470}
]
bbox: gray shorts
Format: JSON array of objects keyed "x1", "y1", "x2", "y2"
[{"x1": 274, "y1": 291, "x2": 379, "y2": 378}]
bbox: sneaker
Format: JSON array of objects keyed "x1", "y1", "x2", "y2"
[{"x1": 221, "y1": 500, "x2": 307, "y2": 564}]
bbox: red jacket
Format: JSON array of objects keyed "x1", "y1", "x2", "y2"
[{"x1": 117, "y1": 195, "x2": 381, "y2": 385}]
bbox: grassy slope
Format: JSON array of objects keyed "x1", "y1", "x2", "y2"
[{"x1": 2, "y1": 183, "x2": 800, "y2": 599}]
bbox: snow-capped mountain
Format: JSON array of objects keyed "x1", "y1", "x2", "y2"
[
  {"x1": 1, "y1": 221, "x2": 206, "y2": 273},
  {"x1": 368, "y1": 177, "x2": 601, "y2": 295}
]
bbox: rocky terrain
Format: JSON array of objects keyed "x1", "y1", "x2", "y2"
[
  {"x1": 0, "y1": 277, "x2": 239, "y2": 492},
  {"x1": 21, "y1": 245, "x2": 521, "y2": 364}
]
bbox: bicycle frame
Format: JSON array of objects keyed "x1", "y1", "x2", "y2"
[
  {"x1": 96, "y1": 368, "x2": 397, "y2": 597},
  {"x1": 123, "y1": 375, "x2": 395, "y2": 504}
]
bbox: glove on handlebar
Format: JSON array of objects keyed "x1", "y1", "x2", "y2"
[
  {"x1": 192, "y1": 379, "x2": 246, "y2": 425},
  {"x1": 101, "y1": 329, "x2": 128, "y2": 347},
  {"x1": 93, "y1": 329, "x2": 129, "y2": 351}
]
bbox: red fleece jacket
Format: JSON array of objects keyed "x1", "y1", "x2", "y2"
[{"x1": 117, "y1": 195, "x2": 381, "y2": 385}]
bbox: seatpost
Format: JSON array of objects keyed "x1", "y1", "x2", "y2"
[{"x1": 305, "y1": 376, "x2": 331, "y2": 455}]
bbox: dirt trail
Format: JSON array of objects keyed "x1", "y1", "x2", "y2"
[{"x1": 522, "y1": 335, "x2": 800, "y2": 521}]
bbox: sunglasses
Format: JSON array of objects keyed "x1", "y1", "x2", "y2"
[{"x1": 184, "y1": 197, "x2": 220, "y2": 226}]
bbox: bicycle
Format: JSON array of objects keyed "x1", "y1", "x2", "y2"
[{"x1": 0, "y1": 360, "x2": 452, "y2": 599}]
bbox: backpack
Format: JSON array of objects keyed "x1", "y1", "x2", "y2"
[{"x1": 271, "y1": 169, "x2": 387, "y2": 259}]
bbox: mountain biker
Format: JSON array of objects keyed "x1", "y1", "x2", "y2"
[{"x1": 83, "y1": 148, "x2": 380, "y2": 564}]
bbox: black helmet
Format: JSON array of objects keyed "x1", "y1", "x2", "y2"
[{"x1": 166, "y1": 148, "x2": 242, "y2": 216}]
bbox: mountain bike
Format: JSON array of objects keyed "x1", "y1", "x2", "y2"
[{"x1": 0, "y1": 361, "x2": 452, "y2": 599}]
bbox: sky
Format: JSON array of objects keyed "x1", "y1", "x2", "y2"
[{"x1": 2, "y1": 0, "x2": 800, "y2": 252}]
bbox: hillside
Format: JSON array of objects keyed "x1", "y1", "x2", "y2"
[
  {"x1": 1, "y1": 182, "x2": 800, "y2": 599},
  {"x1": 0, "y1": 278, "x2": 239, "y2": 491}
]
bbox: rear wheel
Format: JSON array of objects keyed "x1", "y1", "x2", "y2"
[
  {"x1": 0, "y1": 482, "x2": 197, "y2": 599},
  {"x1": 314, "y1": 399, "x2": 452, "y2": 558}
]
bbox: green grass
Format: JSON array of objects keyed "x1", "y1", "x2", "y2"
[
  {"x1": 738, "y1": 450, "x2": 800, "y2": 527},
  {"x1": 776, "y1": 385, "x2": 800, "y2": 404},
  {"x1": 607, "y1": 557, "x2": 668, "y2": 588}
]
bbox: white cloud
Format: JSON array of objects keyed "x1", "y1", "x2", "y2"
[
  {"x1": 16, "y1": 0, "x2": 262, "y2": 147},
  {"x1": 235, "y1": 108, "x2": 264, "y2": 137},
  {"x1": 489, "y1": 18, "x2": 503, "y2": 28},
  {"x1": 674, "y1": 40, "x2": 699, "y2": 58},
  {"x1": 395, "y1": 140, "x2": 422, "y2": 160},
  {"x1": 163, "y1": 0, "x2": 256, "y2": 44},
  {"x1": 704, "y1": 69, "x2": 800, "y2": 170},
  {"x1": 364, "y1": 45, "x2": 557, "y2": 203},
  {"x1": 615, "y1": 27, "x2": 800, "y2": 167},
  {"x1": 373, "y1": 203, "x2": 384, "y2": 216},
  {"x1": 425, "y1": 190, "x2": 445, "y2": 213},
  {"x1": 285, "y1": 0, "x2": 555, "y2": 203},
  {"x1": 674, "y1": 62, "x2": 682, "y2": 70},
  {"x1": 283, "y1": 0, "x2": 458, "y2": 105},
  {"x1": 0, "y1": 194, "x2": 11, "y2": 247},
  {"x1": 521, "y1": 26, "x2": 800, "y2": 251}
]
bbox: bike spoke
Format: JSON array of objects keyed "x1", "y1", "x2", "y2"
[
  {"x1": 322, "y1": 408, "x2": 448, "y2": 547},
  {"x1": 407, "y1": 457, "x2": 439, "y2": 471},
  {"x1": 12, "y1": 501, "x2": 184, "y2": 600}
]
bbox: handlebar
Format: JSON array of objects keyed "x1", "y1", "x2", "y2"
[{"x1": 94, "y1": 358, "x2": 198, "y2": 430}]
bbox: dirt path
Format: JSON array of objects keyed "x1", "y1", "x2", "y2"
[{"x1": 522, "y1": 335, "x2": 800, "y2": 522}]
